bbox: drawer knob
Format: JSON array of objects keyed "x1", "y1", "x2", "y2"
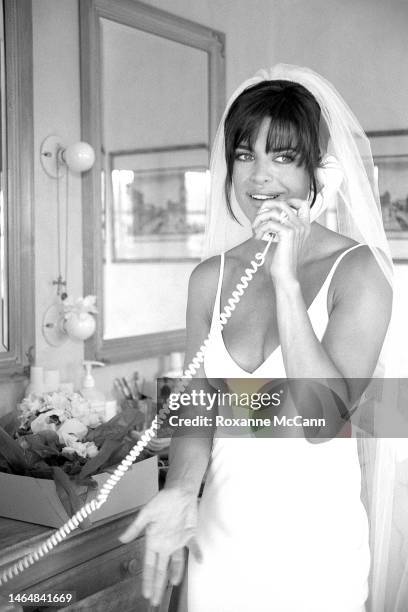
[{"x1": 122, "y1": 558, "x2": 139, "y2": 575}]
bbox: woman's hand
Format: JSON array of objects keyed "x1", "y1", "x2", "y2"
[
  {"x1": 252, "y1": 198, "x2": 311, "y2": 283},
  {"x1": 119, "y1": 487, "x2": 201, "y2": 607}
]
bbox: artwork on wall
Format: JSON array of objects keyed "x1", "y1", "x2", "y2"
[
  {"x1": 109, "y1": 144, "x2": 209, "y2": 262},
  {"x1": 367, "y1": 129, "x2": 408, "y2": 260}
]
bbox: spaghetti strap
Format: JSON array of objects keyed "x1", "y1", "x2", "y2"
[
  {"x1": 323, "y1": 243, "x2": 365, "y2": 292},
  {"x1": 209, "y1": 252, "x2": 225, "y2": 327}
]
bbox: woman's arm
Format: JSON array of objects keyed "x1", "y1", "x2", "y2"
[
  {"x1": 165, "y1": 259, "x2": 218, "y2": 493},
  {"x1": 253, "y1": 200, "x2": 392, "y2": 436},
  {"x1": 120, "y1": 258, "x2": 218, "y2": 607},
  {"x1": 276, "y1": 245, "x2": 392, "y2": 435}
]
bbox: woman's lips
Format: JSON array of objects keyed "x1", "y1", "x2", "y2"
[{"x1": 249, "y1": 193, "x2": 280, "y2": 201}]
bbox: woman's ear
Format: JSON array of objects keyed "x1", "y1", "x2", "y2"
[
  {"x1": 315, "y1": 155, "x2": 344, "y2": 197},
  {"x1": 309, "y1": 155, "x2": 343, "y2": 222}
]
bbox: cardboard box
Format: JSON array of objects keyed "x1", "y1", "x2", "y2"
[{"x1": 0, "y1": 456, "x2": 158, "y2": 528}]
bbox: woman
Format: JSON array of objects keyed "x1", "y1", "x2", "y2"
[{"x1": 120, "y1": 65, "x2": 393, "y2": 611}]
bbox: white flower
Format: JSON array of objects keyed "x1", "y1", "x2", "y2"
[
  {"x1": 30, "y1": 412, "x2": 59, "y2": 434},
  {"x1": 60, "y1": 433, "x2": 78, "y2": 448},
  {"x1": 57, "y1": 418, "x2": 88, "y2": 444},
  {"x1": 43, "y1": 392, "x2": 71, "y2": 415},
  {"x1": 80, "y1": 412, "x2": 101, "y2": 428},
  {"x1": 20, "y1": 396, "x2": 42, "y2": 417},
  {"x1": 86, "y1": 442, "x2": 99, "y2": 458},
  {"x1": 63, "y1": 295, "x2": 97, "y2": 315},
  {"x1": 62, "y1": 440, "x2": 88, "y2": 458},
  {"x1": 62, "y1": 439, "x2": 99, "y2": 459}
]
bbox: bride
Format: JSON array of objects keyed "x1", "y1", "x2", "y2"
[{"x1": 120, "y1": 65, "x2": 395, "y2": 611}]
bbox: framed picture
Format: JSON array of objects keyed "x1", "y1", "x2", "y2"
[
  {"x1": 108, "y1": 144, "x2": 209, "y2": 262},
  {"x1": 367, "y1": 129, "x2": 408, "y2": 261}
]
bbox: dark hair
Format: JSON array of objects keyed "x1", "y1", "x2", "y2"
[{"x1": 224, "y1": 80, "x2": 324, "y2": 221}]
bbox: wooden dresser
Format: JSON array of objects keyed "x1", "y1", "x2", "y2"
[{"x1": 0, "y1": 511, "x2": 175, "y2": 612}]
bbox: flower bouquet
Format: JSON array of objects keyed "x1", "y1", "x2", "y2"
[{"x1": 0, "y1": 391, "x2": 158, "y2": 528}]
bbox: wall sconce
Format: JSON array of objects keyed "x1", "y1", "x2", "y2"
[
  {"x1": 40, "y1": 134, "x2": 97, "y2": 347},
  {"x1": 40, "y1": 135, "x2": 95, "y2": 177},
  {"x1": 43, "y1": 296, "x2": 97, "y2": 347}
]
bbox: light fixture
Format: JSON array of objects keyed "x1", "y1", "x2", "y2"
[
  {"x1": 42, "y1": 296, "x2": 97, "y2": 347},
  {"x1": 40, "y1": 135, "x2": 95, "y2": 177},
  {"x1": 40, "y1": 134, "x2": 97, "y2": 347}
]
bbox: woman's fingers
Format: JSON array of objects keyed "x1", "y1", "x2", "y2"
[
  {"x1": 254, "y1": 218, "x2": 294, "y2": 240},
  {"x1": 293, "y1": 197, "x2": 311, "y2": 221},
  {"x1": 169, "y1": 549, "x2": 185, "y2": 585},
  {"x1": 253, "y1": 200, "x2": 298, "y2": 229},
  {"x1": 187, "y1": 536, "x2": 203, "y2": 562},
  {"x1": 119, "y1": 509, "x2": 151, "y2": 543},
  {"x1": 151, "y1": 553, "x2": 171, "y2": 607},
  {"x1": 142, "y1": 547, "x2": 158, "y2": 600}
]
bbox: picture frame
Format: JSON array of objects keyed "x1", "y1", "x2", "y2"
[
  {"x1": 108, "y1": 144, "x2": 209, "y2": 262},
  {"x1": 366, "y1": 129, "x2": 408, "y2": 261}
]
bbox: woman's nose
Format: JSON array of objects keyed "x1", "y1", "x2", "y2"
[{"x1": 250, "y1": 159, "x2": 275, "y2": 186}]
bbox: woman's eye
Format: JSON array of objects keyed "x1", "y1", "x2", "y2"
[
  {"x1": 275, "y1": 153, "x2": 296, "y2": 163},
  {"x1": 234, "y1": 151, "x2": 253, "y2": 161}
]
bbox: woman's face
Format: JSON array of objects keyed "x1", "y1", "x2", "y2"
[{"x1": 232, "y1": 117, "x2": 311, "y2": 223}]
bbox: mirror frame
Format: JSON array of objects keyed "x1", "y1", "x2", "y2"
[
  {"x1": 0, "y1": 0, "x2": 34, "y2": 379},
  {"x1": 80, "y1": 0, "x2": 225, "y2": 363}
]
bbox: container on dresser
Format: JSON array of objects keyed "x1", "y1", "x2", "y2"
[{"x1": 0, "y1": 455, "x2": 158, "y2": 528}]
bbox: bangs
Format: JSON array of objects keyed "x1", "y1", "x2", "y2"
[{"x1": 234, "y1": 99, "x2": 316, "y2": 168}]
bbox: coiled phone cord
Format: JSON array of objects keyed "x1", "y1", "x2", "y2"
[{"x1": 0, "y1": 236, "x2": 274, "y2": 587}]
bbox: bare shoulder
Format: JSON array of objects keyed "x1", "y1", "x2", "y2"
[
  {"x1": 187, "y1": 255, "x2": 222, "y2": 323},
  {"x1": 314, "y1": 224, "x2": 391, "y2": 296},
  {"x1": 189, "y1": 255, "x2": 221, "y2": 291},
  {"x1": 333, "y1": 244, "x2": 392, "y2": 308}
]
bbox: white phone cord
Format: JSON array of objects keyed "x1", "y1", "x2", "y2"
[{"x1": 0, "y1": 238, "x2": 273, "y2": 586}]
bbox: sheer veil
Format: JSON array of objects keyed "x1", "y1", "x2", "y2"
[{"x1": 202, "y1": 64, "x2": 407, "y2": 611}]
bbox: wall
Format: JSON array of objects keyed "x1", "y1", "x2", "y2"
[{"x1": 270, "y1": 0, "x2": 408, "y2": 129}]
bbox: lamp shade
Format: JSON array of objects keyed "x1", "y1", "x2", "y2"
[{"x1": 63, "y1": 141, "x2": 95, "y2": 173}]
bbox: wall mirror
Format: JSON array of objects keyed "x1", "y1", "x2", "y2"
[
  {"x1": 80, "y1": 0, "x2": 225, "y2": 363},
  {"x1": 0, "y1": 0, "x2": 34, "y2": 378}
]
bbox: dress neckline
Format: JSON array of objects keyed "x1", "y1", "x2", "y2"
[
  {"x1": 218, "y1": 243, "x2": 363, "y2": 375},
  {"x1": 220, "y1": 293, "x2": 319, "y2": 375}
]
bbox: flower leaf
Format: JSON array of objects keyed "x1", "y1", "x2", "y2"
[
  {"x1": 52, "y1": 466, "x2": 92, "y2": 530},
  {"x1": 78, "y1": 438, "x2": 121, "y2": 481},
  {"x1": 0, "y1": 426, "x2": 29, "y2": 472},
  {"x1": 0, "y1": 408, "x2": 20, "y2": 436},
  {"x1": 86, "y1": 406, "x2": 140, "y2": 446}
]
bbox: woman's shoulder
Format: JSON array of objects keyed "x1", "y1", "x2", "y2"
[
  {"x1": 187, "y1": 255, "x2": 223, "y2": 320},
  {"x1": 189, "y1": 254, "x2": 222, "y2": 289},
  {"x1": 315, "y1": 224, "x2": 380, "y2": 275},
  {"x1": 330, "y1": 241, "x2": 392, "y2": 307},
  {"x1": 314, "y1": 224, "x2": 392, "y2": 301}
]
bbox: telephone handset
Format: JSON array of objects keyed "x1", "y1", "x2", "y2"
[{"x1": 0, "y1": 156, "x2": 343, "y2": 585}]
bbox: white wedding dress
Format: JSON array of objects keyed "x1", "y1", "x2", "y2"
[{"x1": 187, "y1": 246, "x2": 370, "y2": 612}]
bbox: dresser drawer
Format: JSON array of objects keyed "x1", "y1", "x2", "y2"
[
  {"x1": 62, "y1": 576, "x2": 149, "y2": 612},
  {"x1": 19, "y1": 538, "x2": 145, "y2": 610},
  {"x1": 63, "y1": 578, "x2": 173, "y2": 612}
]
